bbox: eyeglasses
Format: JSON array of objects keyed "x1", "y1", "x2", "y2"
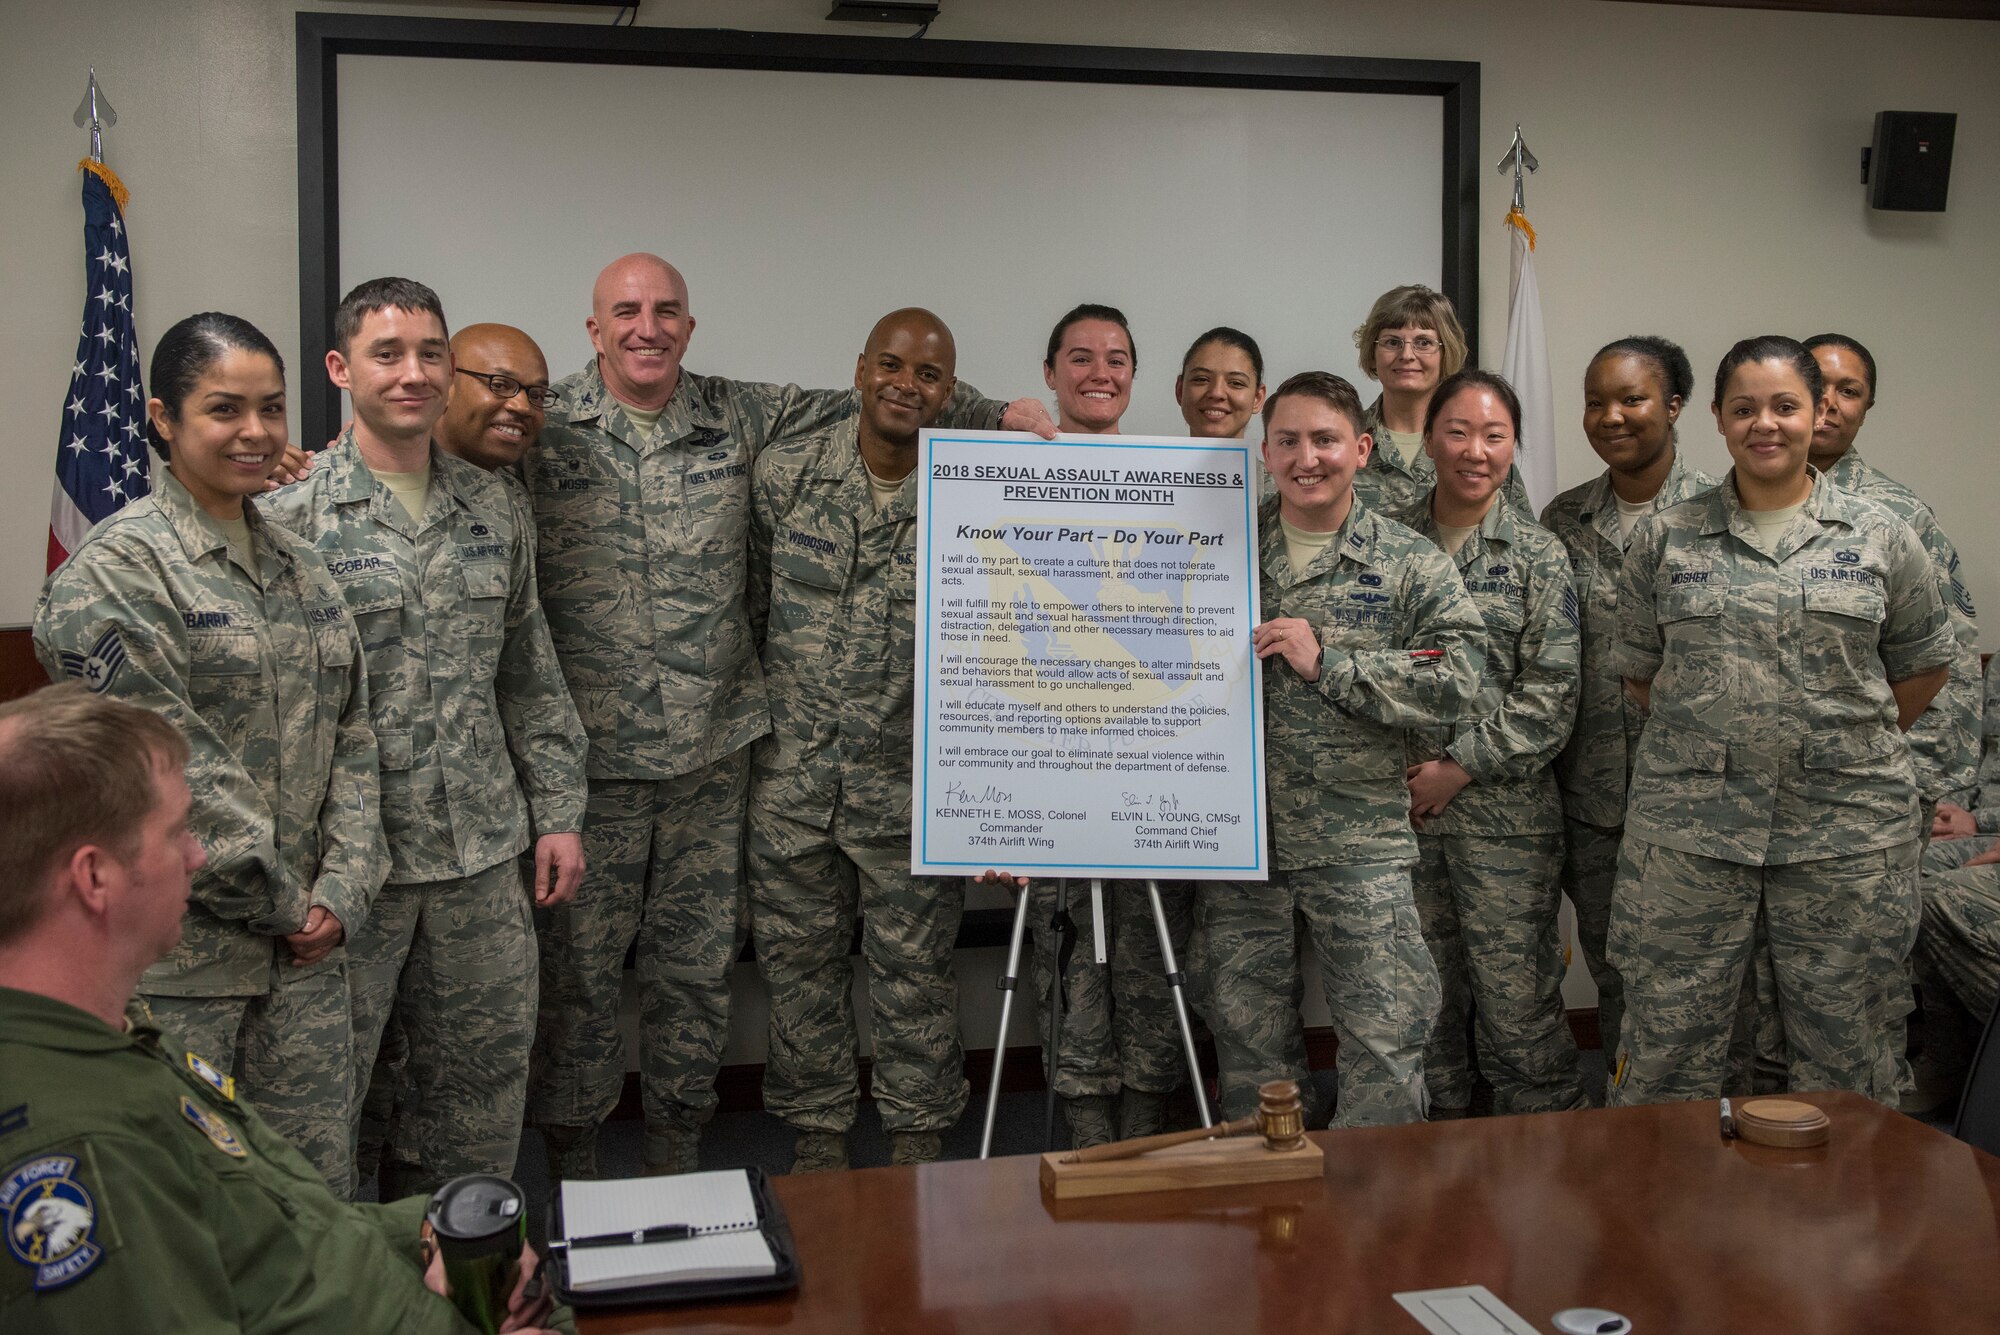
[
  {"x1": 456, "y1": 367, "x2": 561, "y2": 409},
  {"x1": 1375, "y1": 335, "x2": 1441, "y2": 357}
]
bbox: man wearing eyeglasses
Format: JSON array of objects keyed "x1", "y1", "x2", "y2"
[
  {"x1": 264, "y1": 279, "x2": 587, "y2": 1200},
  {"x1": 520, "y1": 253, "x2": 1056, "y2": 1178}
]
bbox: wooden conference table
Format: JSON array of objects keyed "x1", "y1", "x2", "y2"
[{"x1": 578, "y1": 1091, "x2": 2000, "y2": 1333}]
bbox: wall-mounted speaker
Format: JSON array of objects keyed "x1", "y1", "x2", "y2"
[{"x1": 1863, "y1": 111, "x2": 1956, "y2": 212}]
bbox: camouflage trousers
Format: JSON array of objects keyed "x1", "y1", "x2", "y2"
[
  {"x1": 143, "y1": 954, "x2": 355, "y2": 1197},
  {"x1": 348, "y1": 858, "x2": 537, "y2": 1200},
  {"x1": 1560, "y1": 816, "x2": 1627, "y2": 1064},
  {"x1": 1414, "y1": 831, "x2": 1587, "y2": 1114},
  {"x1": 1926, "y1": 834, "x2": 1998, "y2": 875},
  {"x1": 1606, "y1": 838, "x2": 1920, "y2": 1106},
  {"x1": 1199, "y1": 864, "x2": 1439, "y2": 1126},
  {"x1": 529, "y1": 753, "x2": 749, "y2": 1154},
  {"x1": 1028, "y1": 879, "x2": 1194, "y2": 1100},
  {"x1": 1912, "y1": 863, "x2": 2000, "y2": 1062},
  {"x1": 747, "y1": 803, "x2": 968, "y2": 1134}
]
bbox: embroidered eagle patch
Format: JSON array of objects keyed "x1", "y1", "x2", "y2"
[{"x1": 2, "y1": 1154, "x2": 103, "y2": 1290}]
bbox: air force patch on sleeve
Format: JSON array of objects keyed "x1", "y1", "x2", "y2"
[
  {"x1": 185, "y1": 1052, "x2": 235, "y2": 1101},
  {"x1": 57, "y1": 627, "x2": 128, "y2": 695},
  {"x1": 2, "y1": 1155, "x2": 104, "y2": 1290},
  {"x1": 179, "y1": 1098, "x2": 247, "y2": 1158}
]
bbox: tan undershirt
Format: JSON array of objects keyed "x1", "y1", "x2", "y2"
[
  {"x1": 375, "y1": 468, "x2": 430, "y2": 527},
  {"x1": 1745, "y1": 500, "x2": 1804, "y2": 544},
  {"x1": 1434, "y1": 521, "x2": 1478, "y2": 556},
  {"x1": 1615, "y1": 494, "x2": 1652, "y2": 547},
  {"x1": 864, "y1": 462, "x2": 907, "y2": 512},
  {"x1": 214, "y1": 512, "x2": 254, "y2": 566},
  {"x1": 1382, "y1": 428, "x2": 1425, "y2": 469},
  {"x1": 618, "y1": 400, "x2": 664, "y2": 434},
  {"x1": 1280, "y1": 517, "x2": 1338, "y2": 575}
]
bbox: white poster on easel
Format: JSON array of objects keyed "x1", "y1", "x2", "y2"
[{"x1": 911, "y1": 429, "x2": 1266, "y2": 881}]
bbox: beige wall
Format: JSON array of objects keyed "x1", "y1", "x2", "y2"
[{"x1": 3, "y1": 1, "x2": 1995, "y2": 631}]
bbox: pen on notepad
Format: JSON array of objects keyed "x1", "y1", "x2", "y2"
[
  {"x1": 1719, "y1": 1098, "x2": 1736, "y2": 1140},
  {"x1": 552, "y1": 1224, "x2": 697, "y2": 1251}
]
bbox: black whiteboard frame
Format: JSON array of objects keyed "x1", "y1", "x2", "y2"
[{"x1": 297, "y1": 12, "x2": 1480, "y2": 446}]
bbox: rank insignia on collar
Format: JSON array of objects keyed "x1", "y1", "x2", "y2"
[
  {"x1": 2, "y1": 1154, "x2": 104, "y2": 1290},
  {"x1": 179, "y1": 1098, "x2": 247, "y2": 1158},
  {"x1": 186, "y1": 1051, "x2": 236, "y2": 1101}
]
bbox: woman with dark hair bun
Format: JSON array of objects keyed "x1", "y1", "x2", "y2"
[
  {"x1": 1539, "y1": 336, "x2": 1715, "y2": 1068},
  {"x1": 33, "y1": 313, "x2": 385, "y2": 1196},
  {"x1": 1391, "y1": 369, "x2": 1587, "y2": 1117},
  {"x1": 1605, "y1": 335, "x2": 1954, "y2": 1108}
]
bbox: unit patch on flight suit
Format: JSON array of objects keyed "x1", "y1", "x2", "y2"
[
  {"x1": 2, "y1": 1154, "x2": 103, "y2": 1290},
  {"x1": 178, "y1": 1098, "x2": 246, "y2": 1158}
]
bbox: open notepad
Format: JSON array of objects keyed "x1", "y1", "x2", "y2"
[{"x1": 558, "y1": 1170, "x2": 778, "y2": 1293}]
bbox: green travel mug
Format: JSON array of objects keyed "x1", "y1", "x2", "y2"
[{"x1": 427, "y1": 1173, "x2": 526, "y2": 1334}]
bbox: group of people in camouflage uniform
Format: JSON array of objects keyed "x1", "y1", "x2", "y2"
[{"x1": 27, "y1": 257, "x2": 1997, "y2": 1208}]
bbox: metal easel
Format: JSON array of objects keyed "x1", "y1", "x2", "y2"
[{"x1": 979, "y1": 877, "x2": 1212, "y2": 1159}]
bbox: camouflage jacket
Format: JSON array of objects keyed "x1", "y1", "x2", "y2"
[
  {"x1": 1351, "y1": 397, "x2": 1532, "y2": 518},
  {"x1": 1822, "y1": 447, "x2": 1981, "y2": 804},
  {"x1": 519, "y1": 360, "x2": 1001, "y2": 781},
  {"x1": 1392, "y1": 493, "x2": 1579, "y2": 836},
  {"x1": 1258, "y1": 494, "x2": 1485, "y2": 870},
  {"x1": 747, "y1": 419, "x2": 916, "y2": 839},
  {"x1": 35, "y1": 469, "x2": 384, "y2": 996},
  {"x1": 1539, "y1": 453, "x2": 1716, "y2": 828},
  {"x1": 1614, "y1": 468, "x2": 1956, "y2": 866},
  {"x1": 262, "y1": 434, "x2": 585, "y2": 885},
  {"x1": 1959, "y1": 656, "x2": 2000, "y2": 832}
]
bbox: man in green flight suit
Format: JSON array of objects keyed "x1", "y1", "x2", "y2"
[{"x1": 0, "y1": 684, "x2": 568, "y2": 1334}]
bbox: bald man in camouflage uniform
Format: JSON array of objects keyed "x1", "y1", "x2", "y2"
[
  {"x1": 1542, "y1": 450, "x2": 1714, "y2": 1066},
  {"x1": 1392, "y1": 489, "x2": 1586, "y2": 1116},
  {"x1": 522, "y1": 255, "x2": 1051, "y2": 1176},
  {"x1": 1607, "y1": 470, "x2": 1955, "y2": 1106},
  {"x1": 266, "y1": 281, "x2": 587, "y2": 1199},
  {"x1": 1203, "y1": 373, "x2": 1482, "y2": 1127},
  {"x1": 36, "y1": 467, "x2": 386, "y2": 1196}
]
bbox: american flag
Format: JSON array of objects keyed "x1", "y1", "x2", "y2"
[{"x1": 49, "y1": 165, "x2": 148, "y2": 572}]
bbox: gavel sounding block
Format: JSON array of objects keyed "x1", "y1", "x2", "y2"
[
  {"x1": 1734, "y1": 1098, "x2": 1832, "y2": 1148},
  {"x1": 1039, "y1": 1133, "x2": 1325, "y2": 1200}
]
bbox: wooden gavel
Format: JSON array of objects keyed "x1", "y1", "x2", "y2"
[{"x1": 1065, "y1": 1079, "x2": 1307, "y2": 1164}]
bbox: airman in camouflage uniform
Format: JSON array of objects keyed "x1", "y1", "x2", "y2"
[
  {"x1": 265, "y1": 422, "x2": 586, "y2": 1199},
  {"x1": 1541, "y1": 451, "x2": 1715, "y2": 1063},
  {"x1": 1028, "y1": 878, "x2": 1194, "y2": 1143},
  {"x1": 745, "y1": 308, "x2": 982, "y2": 1171},
  {"x1": 1908, "y1": 853, "x2": 2000, "y2": 1110},
  {"x1": 1607, "y1": 468, "x2": 1956, "y2": 1106},
  {"x1": 35, "y1": 466, "x2": 386, "y2": 1195},
  {"x1": 1392, "y1": 490, "x2": 1586, "y2": 1115},
  {"x1": 1202, "y1": 373, "x2": 1482, "y2": 1127},
  {"x1": 520, "y1": 256, "x2": 1034, "y2": 1176},
  {"x1": 1929, "y1": 658, "x2": 2000, "y2": 873},
  {"x1": 1352, "y1": 398, "x2": 1531, "y2": 518}
]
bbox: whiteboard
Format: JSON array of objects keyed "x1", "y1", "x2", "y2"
[{"x1": 335, "y1": 54, "x2": 1443, "y2": 440}]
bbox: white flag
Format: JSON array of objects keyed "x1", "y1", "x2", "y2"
[{"x1": 1499, "y1": 208, "x2": 1556, "y2": 514}]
